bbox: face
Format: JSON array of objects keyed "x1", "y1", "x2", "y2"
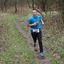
[{"x1": 32, "y1": 10, "x2": 37, "y2": 17}]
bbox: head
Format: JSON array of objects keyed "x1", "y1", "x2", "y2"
[{"x1": 32, "y1": 10, "x2": 38, "y2": 17}]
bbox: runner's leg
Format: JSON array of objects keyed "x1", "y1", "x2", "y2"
[
  {"x1": 37, "y1": 31, "x2": 43, "y2": 52},
  {"x1": 31, "y1": 33, "x2": 37, "y2": 47}
]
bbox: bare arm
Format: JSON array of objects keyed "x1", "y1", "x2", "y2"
[{"x1": 40, "y1": 19, "x2": 45, "y2": 26}]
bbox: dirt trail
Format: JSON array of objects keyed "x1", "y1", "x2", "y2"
[{"x1": 15, "y1": 21, "x2": 50, "y2": 64}]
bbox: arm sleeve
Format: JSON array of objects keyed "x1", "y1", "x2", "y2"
[
  {"x1": 27, "y1": 19, "x2": 31, "y2": 24},
  {"x1": 39, "y1": 16, "x2": 42, "y2": 22}
]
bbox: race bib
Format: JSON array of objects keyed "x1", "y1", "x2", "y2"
[{"x1": 32, "y1": 29, "x2": 40, "y2": 33}]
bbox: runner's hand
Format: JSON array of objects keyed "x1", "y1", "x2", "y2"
[{"x1": 33, "y1": 22, "x2": 37, "y2": 26}]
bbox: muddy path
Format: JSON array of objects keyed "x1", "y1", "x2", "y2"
[{"x1": 15, "y1": 21, "x2": 50, "y2": 64}]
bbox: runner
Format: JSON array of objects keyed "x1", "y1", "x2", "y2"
[{"x1": 27, "y1": 10, "x2": 45, "y2": 58}]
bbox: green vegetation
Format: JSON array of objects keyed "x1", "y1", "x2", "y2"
[
  {"x1": 44, "y1": 35, "x2": 64, "y2": 64},
  {"x1": 0, "y1": 12, "x2": 64, "y2": 64},
  {"x1": 0, "y1": 15, "x2": 35, "y2": 64}
]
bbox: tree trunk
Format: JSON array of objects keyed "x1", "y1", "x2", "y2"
[
  {"x1": 15, "y1": 0, "x2": 18, "y2": 13},
  {"x1": 27, "y1": 0, "x2": 31, "y2": 8},
  {"x1": 32, "y1": 0, "x2": 35, "y2": 10}
]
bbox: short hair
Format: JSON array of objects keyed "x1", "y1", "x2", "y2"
[{"x1": 32, "y1": 9, "x2": 37, "y2": 12}]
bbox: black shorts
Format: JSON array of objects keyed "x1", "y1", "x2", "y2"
[{"x1": 31, "y1": 30, "x2": 42, "y2": 42}]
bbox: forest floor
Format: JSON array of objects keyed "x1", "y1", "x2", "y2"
[{"x1": 0, "y1": 13, "x2": 64, "y2": 64}]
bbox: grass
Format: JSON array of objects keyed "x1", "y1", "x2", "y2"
[
  {"x1": 0, "y1": 15, "x2": 35, "y2": 64},
  {"x1": 0, "y1": 13, "x2": 64, "y2": 64},
  {"x1": 44, "y1": 35, "x2": 64, "y2": 64}
]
